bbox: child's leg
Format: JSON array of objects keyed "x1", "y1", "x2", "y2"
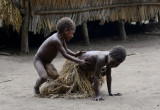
[{"x1": 34, "y1": 58, "x2": 48, "y2": 94}]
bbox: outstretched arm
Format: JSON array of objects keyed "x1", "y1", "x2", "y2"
[
  {"x1": 55, "y1": 40, "x2": 79, "y2": 62},
  {"x1": 63, "y1": 40, "x2": 76, "y2": 56},
  {"x1": 55, "y1": 40, "x2": 88, "y2": 69},
  {"x1": 63, "y1": 40, "x2": 85, "y2": 57},
  {"x1": 93, "y1": 60, "x2": 104, "y2": 101},
  {"x1": 106, "y1": 66, "x2": 122, "y2": 96},
  {"x1": 106, "y1": 67, "x2": 112, "y2": 95}
]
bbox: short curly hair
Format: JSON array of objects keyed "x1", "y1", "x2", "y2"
[
  {"x1": 109, "y1": 45, "x2": 126, "y2": 63},
  {"x1": 56, "y1": 17, "x2": 76, "y2": 32}
]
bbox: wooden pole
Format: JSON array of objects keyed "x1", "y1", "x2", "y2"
[
  {"x1": 82, "y1": 22, "x2": 89, "y2": 45},
  {"x1": 21, "y1": 0, "x2": 30, "y2": 54},
  {"x1": 0, "y1": 19, "x2": 2, "y2": 27},
  {"x1": 158, "y1": 15, "x2": 160, "y2": 24},
  {"x1": 118, "y1": 20, "x2": 127, "y2": 40}
]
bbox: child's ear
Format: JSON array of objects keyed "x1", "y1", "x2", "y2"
[{"x1": 64, "y1": 28, "x2": 68, "y2": 34}]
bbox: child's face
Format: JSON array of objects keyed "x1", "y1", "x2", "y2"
[
  {"x1": 108, "y1": 56, "x2": 121, "y2": 68},
  {"x1": 109, "y1": 60, "x2": 120, "y2": 68},
  {"x1": 64, "y1": 28, "x2": 75, "y2": 41}
]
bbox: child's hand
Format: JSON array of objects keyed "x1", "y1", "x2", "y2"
[
  {"x1": 93, "y1": 96, "x2": 104, "y2": 101},
  {"x1": 75, "y1": 50, "x2": 86, "y2": 57}
]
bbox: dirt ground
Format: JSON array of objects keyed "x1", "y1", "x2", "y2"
[{"x1": 0, "y1": 34, "x2": 160, "y2": 110}]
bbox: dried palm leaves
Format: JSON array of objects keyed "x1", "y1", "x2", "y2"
[
  {"x1": 40, "y1": 60, "x2": 104, "y2": 99},
  {"x1": 28, "y1": 0, "x2": 160, "y2": 36},
  {"x1": 0, "y1": 0, "x2": 22, "y2": 32}
]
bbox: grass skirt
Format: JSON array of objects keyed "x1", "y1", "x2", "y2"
[{"x1": 40, "y1": 60, "x2": 104, "y2": 98}]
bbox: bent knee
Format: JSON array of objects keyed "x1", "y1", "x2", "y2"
[
  {"x1": 41, "y1": 75, "x2": 48, "y2": 81},
  {"x1": 33, "y1": 56, "x2": 39, "y2": 65},
  {"x1": 34, "y1": 55, "x2": 43, "y2": 63}
]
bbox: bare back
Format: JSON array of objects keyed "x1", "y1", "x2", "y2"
[{"x1": 78, "y1": 51, "x2": 109, "y2": 71}]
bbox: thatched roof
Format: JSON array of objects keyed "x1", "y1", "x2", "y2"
[
  {"x1": 4, "y1": 0, "x2": 160, "y2": 36},
  {"x1": 0, "y1": 0, "x2": 22, "y2": 32},
  {"x1": 27, "y1": 0, "x2": 160, "y2": 36}
]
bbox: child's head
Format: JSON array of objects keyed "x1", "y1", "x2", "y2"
[
  {"x1": 56, "y1": 17, "x2": 76, "y2": 41},
  {"x1": 108, "y1": 45, "x2": 126, "y2": 68}
]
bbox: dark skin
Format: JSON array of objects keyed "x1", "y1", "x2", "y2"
[
  {"x1": 78, "y1": 51, "x2": 122, "y2": 101},
  {"x1": 34, "y1": 28, "x2": 87, "y2": 95}
]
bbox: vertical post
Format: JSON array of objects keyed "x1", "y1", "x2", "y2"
[
  {"x1": 82, "y1": 22, "x2": 90, "y2": 45},
  {"x1": 21, "y1": 0, "x2": 30, "y2": 54},
  {"x1": 158, "y1": 15, "x2": 160, "y2": 30},
  {"x1": 118, "y1": 20, "x2": 127, "y2": 40},
  {"x1": 0, "y1": 19, "x2": 2, "y2": 27}
]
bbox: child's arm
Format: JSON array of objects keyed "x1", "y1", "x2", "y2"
[
  {"x1": 93, "y1": 60, "x2": 104, "y2": 101},
  {"x1": 55, "y1": 40, "x2": 87, "y2": 69},
  {"x1": 106, "y1": 67, "x2": 112, "y2": 95},
  {"x1": 106, "y1": 66, "x2": 122, "y2": 96},
  {"x1": 63, "y1": 40, "x2": 76, "y2": 56},
  {"x1": 63, "y1": 40, "x2": 85, "y2": 57}
]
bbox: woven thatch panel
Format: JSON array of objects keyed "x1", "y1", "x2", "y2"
[
  {"x1": 0, "y1": 0, "x2": 22, "y2": 32},
  {"x1": 26, "y1": 0, "x2": 160, "y2": 36},
  {"x1": 7, "y1": 0, "x2": 160, "y2": 35}
]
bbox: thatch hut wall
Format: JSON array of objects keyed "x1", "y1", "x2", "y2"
[
  {"x1": 26, "y1": 0, "x2": 160, "y2": 36},
  {"x1": 0, "y1": 0, "x2": 22, "y2": 32},
  {"x1": 4, "y1": 0, "x2": 160, "y2": 35}
]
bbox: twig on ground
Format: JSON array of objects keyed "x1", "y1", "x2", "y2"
[
  {"x1": 0, "y1": 79, "x2": 13, "y2": 83},
  {"x1": 127, "y1": 53, "x2": 137, "y2": 56}
]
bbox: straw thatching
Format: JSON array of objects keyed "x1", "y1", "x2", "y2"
[
  {"x1": 40, "y1": 60, "x2": 104, "y2": 98},
  {"x1": 1, "y1": 0, "x2": 160, "y2": 35},
  {"x1": 0, "y1": 0, "x2": 22, "y2": 32},
  {"x1": 27, "y1": 0, "x2": 160, "y2": 36}
]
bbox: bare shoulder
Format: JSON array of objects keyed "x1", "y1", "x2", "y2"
[
  {"x1": 95, "y1": 51, "x2": 108, "y2": 65},
  {"x1": 96, "y1": 56, "x2": 105, "y2": 64},
  {"x1": 48, "y1": 33, "x2": 62, "y2": 45},
  {"x1": 49, "y1": 33, "x2": 59, "y2": 42}
]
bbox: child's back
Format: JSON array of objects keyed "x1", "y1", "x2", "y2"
[{"x1": 35, "y1": 33, "x2": 59, "y2": 63}]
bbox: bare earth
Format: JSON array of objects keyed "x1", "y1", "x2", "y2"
[{"x1": 0, "y1": 34, "x2": 160, "y2": 110}]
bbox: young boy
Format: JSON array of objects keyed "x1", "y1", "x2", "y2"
[
  {"x1": 78, "y1": 45, "x2": 126, "y2": 101},
  {"x1": 34, "y1": 17, "x2": 87, "y2": 95}
]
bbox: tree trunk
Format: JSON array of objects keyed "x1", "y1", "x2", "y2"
[
  {"x1": 21, "y1": 0, "x2": 30, "y2": 54},
  {"x1": 118, "y1": 20, "x2": 127, "y2": 40},
  {"x1": 82, "y1": 22, "x2": 90, "y2": 45}
]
